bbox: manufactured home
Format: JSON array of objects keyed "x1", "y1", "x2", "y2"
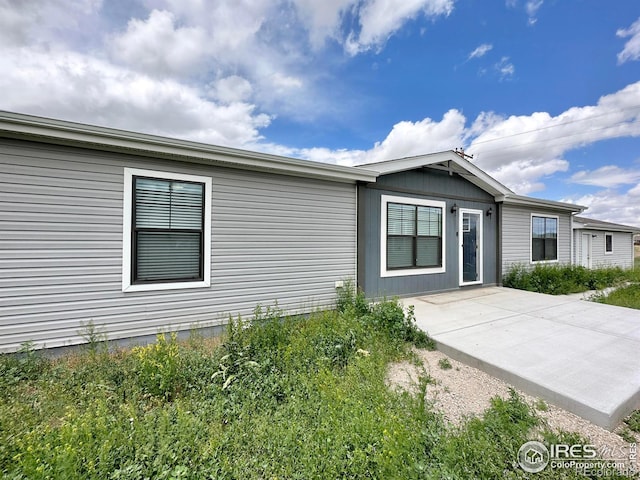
[{"x1": 2, "y1": 111, "x2": 633, "y2": 353}]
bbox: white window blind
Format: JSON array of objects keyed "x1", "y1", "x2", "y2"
[{"x1": 134, "y1": 177, "x2": 204, "y2": 282}]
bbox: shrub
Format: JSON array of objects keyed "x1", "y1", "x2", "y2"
[
  {"x1": 503, "y1": 263, "x2": 630, "y2": 295},
  {"x1": 363, "y1": 300, "x2": 436, "y2": 349},
  {"x1": 0, "y1": 341, "x2": 49, "y2": 393}
]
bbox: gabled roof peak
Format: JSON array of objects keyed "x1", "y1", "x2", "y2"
[{"x1": 355, "y1": 150, "x2": 514, "y2": 198}]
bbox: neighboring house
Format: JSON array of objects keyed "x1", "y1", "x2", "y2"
[
  {"x1": 572, "y1": 216, "x2": 640, "y2": 269},
  {"x1": 0, "y1": 111, "x2": 625, "y2": 352}
]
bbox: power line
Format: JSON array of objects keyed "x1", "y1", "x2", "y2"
[
  {"x1": 469, "y1": 119, "x2": 640, "y2": 158},
  {"x1": 469, "y1": 104, "x2": 640, "y2": 146}
]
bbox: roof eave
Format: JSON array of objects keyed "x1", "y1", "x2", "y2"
[
  {"x1": 498, "y1": 194, "x2": 586, "y2": 213},
  {"x1": 573, "y1": 219, "x2": 640, "y2": 234},
  {"x1": 574, "y1": 225, "x2": 640, "y2": 234},
  {"x1": 0, "y1": 111, "x2": 378, "y2": 184}
]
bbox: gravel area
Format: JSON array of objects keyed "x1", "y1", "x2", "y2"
[{"x1": 387, "y1": 348, "x2": 639, "y2": 469}]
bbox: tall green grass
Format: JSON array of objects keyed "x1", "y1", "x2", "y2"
[
  {"x1": 593, "y1": 283, "x2": 640, "y2": 310},
  {"x1": 0, "y1": 292, "x2": 632, "y2": 479}
]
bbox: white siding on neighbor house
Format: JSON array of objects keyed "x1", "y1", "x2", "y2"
[
  {"x1": 573, "y1": 230, "x2": 633, "y2": 269},
  {"x1": 501, "y1": 204, "x2": 572, "y2": 274},
  {"x1": 0, "y1": 139, "x2": 357, "y2": 352}
]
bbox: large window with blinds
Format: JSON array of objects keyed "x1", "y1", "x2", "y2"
[
  {"x1": 123, "y1": 168, "x2": 211, "y2": 292},
  {"x1": 531, "y1": 215, "x2": 558, "y2": 262},
  {"x1": 380, "y1": 195, "x2": 446, "y2": 277}
]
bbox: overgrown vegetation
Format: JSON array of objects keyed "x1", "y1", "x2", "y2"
[
  {"x1": 503, "y1": 263, "x2": 636, "y2": 295},
  {"x1": 0, "y1": 289, "x2": 632, "y2": 479}
]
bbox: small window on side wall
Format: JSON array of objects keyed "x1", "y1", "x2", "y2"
[
  {"x1": 123, "y1": 168, "x2": 211, "y2": 292},
  {"x1": 605, "y1": 233, "x2": 613, "y2": 254}
]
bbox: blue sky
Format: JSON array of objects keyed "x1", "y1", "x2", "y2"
[{"x1": 1, "y1": 0, "x2": 640, "y2": 224}]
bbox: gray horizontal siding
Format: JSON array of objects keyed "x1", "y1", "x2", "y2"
[
  {"x1": 501, "y1": 204, "x2": 572, "y2": 274},
  {"x1": 0, "y1": 139, "x2": 356, "y2": 352},
  {"x1": 574, "y1": 230, "x2": 633, "y2": 269}
]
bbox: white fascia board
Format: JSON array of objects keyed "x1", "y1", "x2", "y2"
[
  {"x1": 498, "y1": 194, "x2": 586, "y2": 213},
  {"x1": 0, "y1": 111, "x2": 378, "y2": 184},
  {"x1": 573, "y1": 223, "x2": 640, "y2": 234}
]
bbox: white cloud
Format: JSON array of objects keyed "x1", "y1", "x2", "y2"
[
  {"x1": 210, "y1": 76, "x2": 254, "y2": 103},
  {"x1": 0, "y1": 46, "x2": 271, "y2": 146},
  {"x1": 468, "y1": 43, "x2": 493, "y2": 59},
  {"x1": 109, "y1": 10, "x2": 208, "y2": 76},
  {"x1": 505, "y1": 0, "x2": 543, "y2": 26},
  {"x1": 346, "y1": 0, "x2": 454, "y2": 55},
  {"x1": 525, "y1": 0, "x2": 543, "y2": 25},
  {"x1": 0, "y1": 0, "x2": 102, "y2": 48},
  {"x1": 260, "y1": 109, "x2": 466, "y2": 166},
  {"x1": 292, "y1": 0, "x2": 355, "y2": 48},
  {"x1": 0, "y1": 0, "x2": 458, "y2": 126},
  {"x1": 495, "y1": 56, "x2": 515, "y2": 80},
  {"x1": 563, "y1": 188, "x2": 640, "y2": 227},
  {"x1": 364, "y1": 109, "x2": 466, "y2": 161},
  {"x1": 260, "y1": 81, "x2": 640, "y2": 202},
  {"x1": 570, "y1": 165, "x2": 640, "y2": 188},
  {"x1": 617, "y1": 17, "x2": 640, "y2": 65},
  {"x1": 467, "y1": 81, "x2": 640, "y2": 193}
]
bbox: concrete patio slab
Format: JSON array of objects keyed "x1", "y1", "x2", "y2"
[{"x1": 403, "y1": 287, "x2": 640, "y2": 430}]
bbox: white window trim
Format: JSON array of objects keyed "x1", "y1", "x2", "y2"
[
  {"x1": 122, "y1": 167, "x2": 212, "y2": 292},
  {"x1": 604, "y1": 232, "x2": 613, "y2": 255},
  {"x1": 380, "y1": 194, "x2": 446, "y2": 278},
  {"x1": 530, "y1": 213, "x2": 560, "y2": 264},
  {"x1": 459, "y1": 208, "x2": 483, "y2": 286}
]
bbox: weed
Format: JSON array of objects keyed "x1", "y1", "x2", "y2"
[
  {"x1": 1, "y1": 301, "x2": 631, "y2": 479},
  {"x1": 437, "y1": 358, "x2": 452, "y2": 370},
  {"x1": 619, "y1": 428, "x2": 636, "y2": 443},
  {"x1": 78, "y1": 320, "x2": 108, "y2": 356},
  {"x1": 430, "y1": 390, "x2": 540, "y2": 478},
  {"x1": 336, "y1": 278, "x2": 369, "y2": 316},
  {"x1": 535, "y1": 398, "x2": 549, "y2": 412},
  {"x1": 131, "y1": 332, "x2": 182, "y2": 400},
  {"x1": 624, "y1": 409, "x2": 640, "y2": 433}
]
